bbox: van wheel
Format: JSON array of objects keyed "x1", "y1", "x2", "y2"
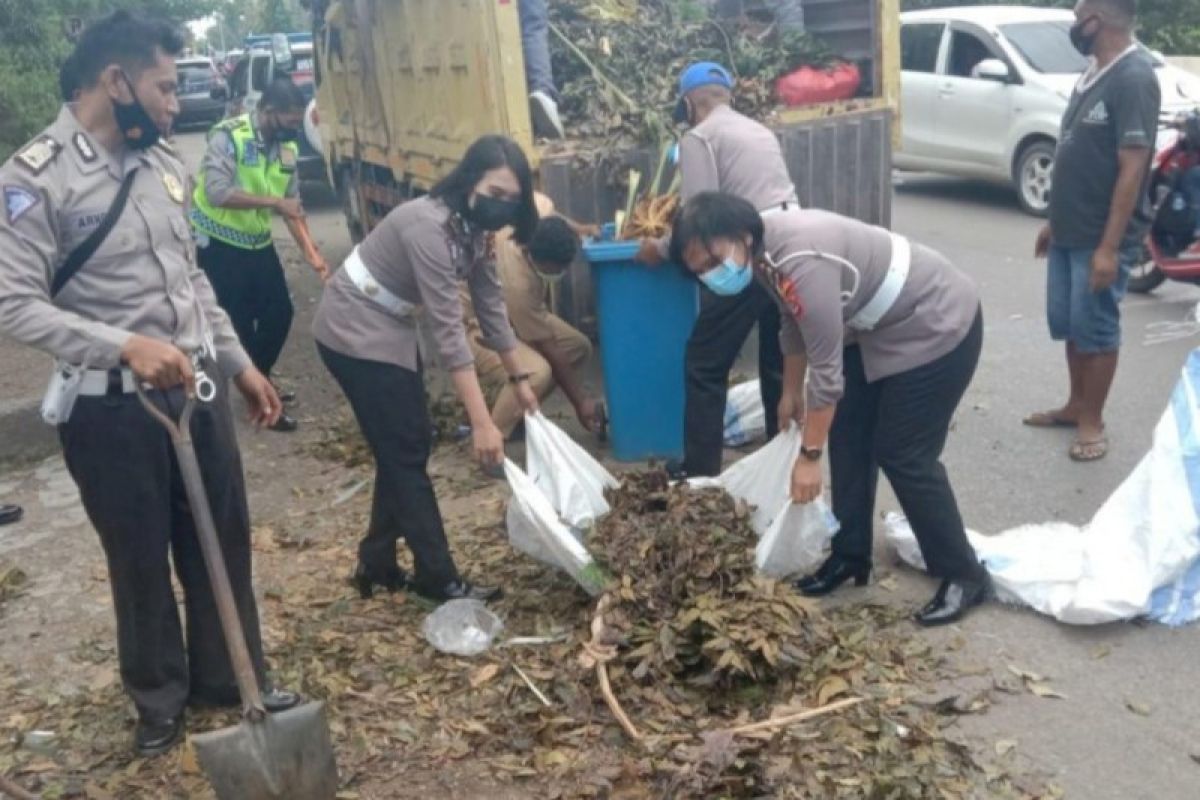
[
  {"x1": 338, "y1": 167, "x2": 365, "y2": 244},
  {"x1": 1015, "y1": 140, "x2": 1055, "y2": 217},
  {"x1": 1127, "y1": 244, "x2": 1166, "y2": 293}
]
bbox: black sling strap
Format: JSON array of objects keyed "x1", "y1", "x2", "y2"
[{"x1": 50, "y1": 168, "x2": 138, "y2": 298}]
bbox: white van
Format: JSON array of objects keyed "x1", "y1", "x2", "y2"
[
  {"x1": 218, "y1": 37, "x2": 327, "y2": 184},
  {"x1": 895, "y1": 5, "x2": 1200, "y2": 215}
]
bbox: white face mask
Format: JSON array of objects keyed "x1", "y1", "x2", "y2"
[{"x1": 763, "y1": 250, "x2": 862, "y2": 306}]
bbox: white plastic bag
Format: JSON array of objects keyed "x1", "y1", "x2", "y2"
[
  {"x1": 714, "y1": 426, "x2": 802, "y2": 537},
  {"x1": 755, "y1": 498, "x2": 838, "y2": 578},
  {"x1": 724, "y1": 380, "x2": 766, "y2": 447},
  {"x1": 884, "y1": 342, "x2": 1200, "y2": 626},
  {"x1": 884, "y1": 513, "x2": 1083, "y2": 610},
  {"x1": 525, "y1": 412, "x2": 619, "y2": 531},
  {"x1": 503, "y1": 459, "x2": 608, "y2": 596}
]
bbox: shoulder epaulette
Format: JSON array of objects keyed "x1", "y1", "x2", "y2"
[{"x1": 13, "y1": 135, "x2": 62, "y2": 175}]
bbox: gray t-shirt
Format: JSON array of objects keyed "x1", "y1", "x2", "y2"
[{"x1": 1048, "y1": 49, "x2": 1160, "y2": 250}]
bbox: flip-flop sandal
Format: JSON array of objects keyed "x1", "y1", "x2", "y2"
[
  {"x1": 592, "y1": 402, "x2": 609, "y2": 443},
  {"x1": 1069, "y1": 437, "x2": 1109, "y2": 462},
  {"x1": 1023, "y1": 411, "x2": 1078, "y2": 428}
]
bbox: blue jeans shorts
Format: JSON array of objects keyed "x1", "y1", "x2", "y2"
[{"x1": 1046, "y1": 244, "x2": 1137, "y2": 354}]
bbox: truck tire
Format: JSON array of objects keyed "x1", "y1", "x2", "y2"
[
  {"x1": 1127, "y1": 244, "x2": 1166, "y2": 294},
  {"x1": 1014, "y1": 140, "x2": 1055, "y2": 218},
  {"x1": 338, "y1": 167, "x2": 365, "y2": 244}
]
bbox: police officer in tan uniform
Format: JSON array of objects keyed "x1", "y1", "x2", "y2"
[
  {"x1": 638, "y1": 62, "x2": 792, "y2": 479},
  {"x1": 0, "y1": 12, "x2": 298, "y2": 757}
]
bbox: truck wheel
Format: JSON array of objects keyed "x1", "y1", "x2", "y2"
[
  {"x1": 1015, "y1": 140, "x2": 1055, "y2": 218},
  {"x1": 1127, "y1": 244, "x2": 1166, "y2": 293},
  {"x1": 338, "y1": 167, "x2": 365, "y2": 244}
]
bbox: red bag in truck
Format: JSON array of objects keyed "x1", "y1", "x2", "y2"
[{"x1": 775, "y1": 62, "x2": 861, "y2": 107}]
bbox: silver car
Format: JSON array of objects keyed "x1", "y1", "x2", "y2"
[
  {"x1": 175, "y1": 57, "x2": 227, "y2": 129},
  {"x1": 895, "y1": 6, "x2": 1200, "y2": 216}
]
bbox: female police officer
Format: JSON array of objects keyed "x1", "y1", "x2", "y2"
[
  {"x1": 313, "y1": 135, "x2": 539, "y2": 604},
  {"x1": 671, "y1": 192, "x2": 990, "y2": 626}
]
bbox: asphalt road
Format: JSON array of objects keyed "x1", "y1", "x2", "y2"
[
  {"x1": 892, "y1": 173, "x2": 1200, "y2": 799},
  {"x1": 2, "y1": 133, "x2": 1199, "y2": 796}
]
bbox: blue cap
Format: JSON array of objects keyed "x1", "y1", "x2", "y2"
[{"x1": 674, "y1": 62, "x2": 734, "y2": 123}]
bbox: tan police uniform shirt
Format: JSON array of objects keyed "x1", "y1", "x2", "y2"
[
  {"x1": 761, "y1": 209, "x2": 979, "y2": 409},
  {"x1": 313, "y1": 195, "x2": 517, "y2": 371},
  {"x1": 679, "y1": 103, "x2": 798, "y2": 209},
  {"x1": 462, "y1": 193, "x2": 558, "y2": 345},
  {"x1": 0, "y1": 106, "x2": 252, "y2": 377},
  {"x1": 656, "y1": 103, "x2": 799, "y2": 258}
]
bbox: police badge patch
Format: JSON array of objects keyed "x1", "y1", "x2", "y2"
[
  {"x1": 4, "y1": 185, "x2": 39, "y2": 224},
  {"x1": 243, "y1": 140, "x2": 259, "y2": 166}
]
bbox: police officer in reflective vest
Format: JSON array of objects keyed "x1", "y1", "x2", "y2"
[
  {"x1": 0, "y1": 11, "x2": 298, "y2": 757},
  {"x1": 190, "y1": 77, "x2": 329, "y2": 432}
]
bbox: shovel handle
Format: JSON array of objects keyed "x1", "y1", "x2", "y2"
[{"x1": 135, "y1": 385, "x2": 267, "y2": 720}]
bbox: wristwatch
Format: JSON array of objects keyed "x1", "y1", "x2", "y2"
[
  {"x1": 800, "y1": 445, "x2": 823, "y2": 462},
  {"x1": 508, "y1": 372, "x2": 533, "y2": 385}
]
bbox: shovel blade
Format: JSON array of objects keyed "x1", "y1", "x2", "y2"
[{"x1": 193, "y1": 701, "x2": 338, "y2": 800}]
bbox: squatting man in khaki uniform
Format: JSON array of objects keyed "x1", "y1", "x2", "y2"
[{"x1": 0, "y1": 12, "x2": 300, "y2": 758}]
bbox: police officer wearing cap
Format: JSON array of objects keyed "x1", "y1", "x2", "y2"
[
  {"x1": 191, "y1": 76, "x2": 330, "y2": 433},
  {"x1": 637, "y1": 61, "x2": 793, "y2": 479},
  {"x1": 0, "y1": 12, "x2": 298, "y2": 757}
]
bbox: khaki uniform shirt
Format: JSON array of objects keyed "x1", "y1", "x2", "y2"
[
  {"x1": 0, "y1": 106, "x2": 251, "y2": 376},
  {"x1": 313, "y1": 195, "x2": 517, "y2": 371},
  {"x1": 463, "y1": 193, "x2": 557, "y2": 345},
  {"x1": 656, "y1": 104, "x2": 799, "y2": 258},
  {"x1": 762, "y1": 210, "x2": 979, "y2": 409},
  {"x1": 679, "y1": 104, "x2": 798, "y2": 209}
]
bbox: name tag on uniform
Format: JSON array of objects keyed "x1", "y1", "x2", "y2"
[
  {"x1": 243, "y1": 140, "x2": 259, "y2": 166},
  {"x1": 279, "y1": 147, "x2": 297, "y2": 172}
]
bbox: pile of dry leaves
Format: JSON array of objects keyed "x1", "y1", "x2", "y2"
[
  {"x1": 582, "y1": 471, "x2": 1044, "y2": 797},
  {"x1": 0, "y1": 437, "x2": 1054, "y2": 798}
]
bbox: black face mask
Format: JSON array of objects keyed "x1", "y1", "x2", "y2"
[
  {"x1": 114, "y1": 72, "x2": 162, "y2": 150},
  {"x1": 271, "y1": 115, "x2": 301, "y2": 142},
  {"x1": 468, "y1": 194, "x2": 519, "y2": 231},
  {"x1": 1069, "y1": 16, "x2": 1100, "y2": 57}
]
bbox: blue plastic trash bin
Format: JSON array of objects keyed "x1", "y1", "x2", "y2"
[{"x1": 583, "y1": 233, "x2": 699, "y2": 462}]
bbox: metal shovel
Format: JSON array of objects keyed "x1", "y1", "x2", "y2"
[{"x1": 136, "y1": 385, "x2": 338, "y2": 800}]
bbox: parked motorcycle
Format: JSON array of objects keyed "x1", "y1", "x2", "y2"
[{"x1": 1130, "y1": 113, "x2": 1200, "y2": 293}]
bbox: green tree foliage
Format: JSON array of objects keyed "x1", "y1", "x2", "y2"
[
  {"x1": 900, "y1": 0, "x2": 1200, "y2": 54},
  {"x1": 0, "y1": 0, "x2": 306, "y2": 161}
]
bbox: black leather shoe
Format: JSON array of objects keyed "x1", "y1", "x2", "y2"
[
  {"x1": 352, "y1": 562, "x2": 409, "y2": 599},
  {"x1": 793, "y1": 556, "x2": 871, "y2": 597},
  {"x1": 0, "y1": 504, "x2": 22, "y2": 526},
  {"x1": 135, "y1": 715, "x2": 184, "y2": 757},
  {"x1": 272, "y1": 383, "x2": 297, "y2": 404},
  {"x1": 412, "y1": 579, "x2": 503, "y2": 603},
  {"x1": 269, "y1": 413, "x2": 299, "y2": 433},
  {"x1": 262, "y1": 688, "x2": 302, "y2": 713},
  {"x1": 914, "y1": 574, "x2": 992, "y2": 627},
  {"x1": 190, "y1": 686, "x2": 302, "y2": 712}
]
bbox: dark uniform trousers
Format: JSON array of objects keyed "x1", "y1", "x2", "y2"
[
  {"x1": 198, "y1": 237, "x2": 294, "y2": 378},
  {"x1": 317, "y1": 343, "x2": 461, "y2": 589},
  {"x1": 58, "y1": 377, "x2": 267, "y2": 721},
  {"x1": 683, "y1": 280, "x2": 784, "y2": 476},
  {"x1": 829, "y1": 308, "x2": 986, "y2": 582}
]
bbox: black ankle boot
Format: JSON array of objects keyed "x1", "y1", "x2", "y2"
[
  {"x1": 352, "y1": 562, "x2": 409, "y2": 599},
  {"x1": 793, "y1": 556, "x2": 870, "y2": 597}
]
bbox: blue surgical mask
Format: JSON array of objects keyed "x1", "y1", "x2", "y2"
[{"x1": 700, "y1": 257, "x2": 753, "y2": 296}]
